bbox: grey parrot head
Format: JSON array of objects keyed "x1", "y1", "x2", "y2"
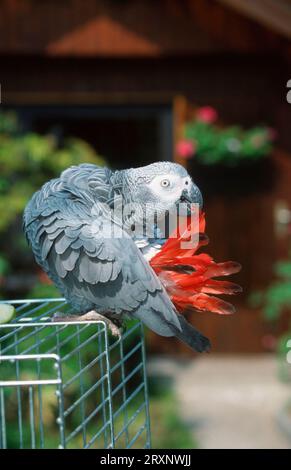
[{"x1": 117, "y1": 161, "x2": 203, "y2": 223}]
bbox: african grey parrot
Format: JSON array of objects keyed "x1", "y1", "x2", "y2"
[{"x1": 23, "y1": 162, "x2": 210, "y2": 352}]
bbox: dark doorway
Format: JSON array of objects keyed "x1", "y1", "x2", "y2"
[{"x1": 10, "y1": 104, "x2": 173, "y2": 169}]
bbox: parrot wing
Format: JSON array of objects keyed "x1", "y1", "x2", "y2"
[{"x1": 23, "y1": 189, "x2": 210, "y2": 353}]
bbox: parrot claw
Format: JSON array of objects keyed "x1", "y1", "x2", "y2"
[
  {"x1": 77, "y1": 310, "x2": 123, "y2": 337},
  {"x1": 52, "y1": 311, "x2": 67, "y2": 320},
  {"x1": 52, "y1": 310, "x2": 123, "y2": 338}
]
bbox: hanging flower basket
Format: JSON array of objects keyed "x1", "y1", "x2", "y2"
[
  {"x1": 176, "y1": 106, "x2": 276, "y2": 196},
  {"x1": 176, "y1": 106, "x2": 275, "y2": 167}
]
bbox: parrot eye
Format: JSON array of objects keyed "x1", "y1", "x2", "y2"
[{"x1": 160, "y1": 179, "x2": 170, "y2": 188}]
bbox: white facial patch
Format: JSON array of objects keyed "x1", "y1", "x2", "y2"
[{"x1": 148, "y1": 174, "x2": 190, "y2": 202}]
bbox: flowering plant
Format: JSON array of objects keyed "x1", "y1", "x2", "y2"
[{"x1": 177, "y1": 106, "x2": 275, "y2": 166}]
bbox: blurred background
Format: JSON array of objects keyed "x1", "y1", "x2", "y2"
[{"x1": 0, "y1": 0, "x2": 291, "y2": 448}]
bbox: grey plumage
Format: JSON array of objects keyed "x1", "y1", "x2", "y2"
[{"x1": 23, "y1": 162, "x2": 209, "y2": 352}]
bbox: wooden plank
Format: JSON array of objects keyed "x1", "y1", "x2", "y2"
[
  {"x1": 217, "y1": 0, "x2": 291, "y2": 39},
  {"x1": 3, "y1": 91, "x2": 174, "y2": 105}
]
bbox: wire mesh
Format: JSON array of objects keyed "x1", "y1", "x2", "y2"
[{"x1": 0, "y1": 299, "x2": 151, "y2": 449}]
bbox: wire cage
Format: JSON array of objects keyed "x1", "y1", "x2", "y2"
[{"x1": 0, "y1": 299, "x2": 151, "y2": 449}]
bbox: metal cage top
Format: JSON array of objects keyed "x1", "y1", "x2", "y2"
[{"x1": 0, "y1": 298, "x2": 151, "y2": 449}]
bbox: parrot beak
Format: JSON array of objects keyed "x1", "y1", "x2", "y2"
[
  {"x1": 177, "y1": 184, "x2": 203, "y2": 212},
  {"x1": 190, "y1": 183, "x2": 203, "y2": 208}
]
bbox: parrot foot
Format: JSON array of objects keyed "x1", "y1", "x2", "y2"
[
  {"x1": 78, "y1": 310, "x2": 123, "y2": 337},
  {"x1": 52, "y1": 310, "x2": 123, "y2": 338}
]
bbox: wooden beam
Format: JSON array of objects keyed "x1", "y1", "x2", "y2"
[
  {"x1": 217, "y1": 0, "x2": 291, "y2": 40},
  {"x1": 3, "y1": 91, "x2": 174, "y2": 106}
]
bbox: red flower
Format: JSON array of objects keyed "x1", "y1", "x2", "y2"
[
  {"x1": 150, "y1": 212, "x2": 242, "y2": 315},
  {"x1": 196, "y1": 106, "x2": 218, "y2": 124},
  {"x1": 176, "y1": 139, "x2": 195, "y2": 159}
]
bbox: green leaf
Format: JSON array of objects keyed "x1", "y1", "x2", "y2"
[{"x1": 275, "y1": 261, "x2": 291, "y2": 279}]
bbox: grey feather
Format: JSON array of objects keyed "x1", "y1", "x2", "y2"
[{"x1": 61, "y1": 249, "x2": 79, "y2": 272}]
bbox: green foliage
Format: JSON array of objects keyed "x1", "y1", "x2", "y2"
[
  {"x1": 0, "y1": 254, "x2": 10, "y2": 276},
  {"x1": 275, "y1": 261, "x2": 291, "y2": 279},
  {"x1": 251, "y1": 257, "x2": 291, "y2": 381},
  {"x1": 0, "y1": 111, "x2": 105, "y2": 233},
  {"x1": 182, "y1": 115, "x2": 273, "y2": 166},
  {"x1": 149, "y1": 391, "x2": 195, "y2": 449},
  {"x1": 249, "y1": 253, "x2": 291, "y2": 383},
  {"x1": 0, "y1": 110, "x2": 106, "y2": 297},
  {"x1": 27, "y1": 282, "x2": 60, "y2": 299},
  {"x1": 0, "y1": 111, "x2": 18, "y2": 134},
  {"x1": 277, "y1": 332, "x2": 291, "y2": 383},
  {"x1": 148, "y1": 376, "x2": 195, "y2": 449},
  {"x1": 252, "y1": 260, "x2": 291, "y2": 322}
]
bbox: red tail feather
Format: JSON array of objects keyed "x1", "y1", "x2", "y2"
[{"x1": 150, "y1": 212, "x2": 241, "y2": 315}]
